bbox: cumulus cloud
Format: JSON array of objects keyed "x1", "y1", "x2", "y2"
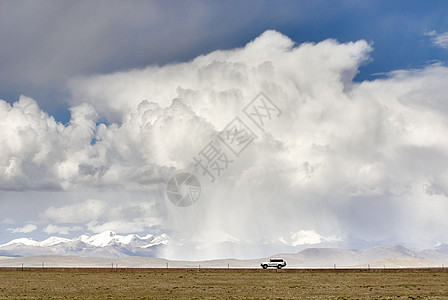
[
  {"x1": 41, "y1": 199, "x2": 107, "y2": 224},
  {"x1": 2, "y1": 30, "x2": 448, "y2": 257},
  {"x1": 43, "y1": 224, "x2": 82, "y2": 235},
  {"x1": 41, "y1": 196, "x2": 161, "y2": 235},
  {"x1": 0, "y1": 97, "x2": 64, "y2": 190},
  {"x1": 0, "y1": 96, "x2": 173, "y2": 191},
  {"x1": 7, "y1": 224, "x2": 37, "y2": 233},
  {"x1": 0, "y1": 0, "x2": 298, "y2": 117},
  {"x1": 426, "y1": 31, "x2": 448, "y2": 49}
]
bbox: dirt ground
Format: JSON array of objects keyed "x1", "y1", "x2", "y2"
[{"x1": 0, "y1": 268, "x2": 447, "y2": 299}]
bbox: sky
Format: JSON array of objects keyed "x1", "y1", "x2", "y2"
[{"x1": 1, "y1": 0, "x2": 448, "y2": 259}]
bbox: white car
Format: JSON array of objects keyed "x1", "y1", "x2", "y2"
[{"x1": 261, "y1": 258, "x2": 286, "y2": 269}]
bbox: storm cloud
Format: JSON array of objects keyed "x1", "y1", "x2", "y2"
[{"x1": 1, "y1": 30, "x2": 448, "y2": 259}]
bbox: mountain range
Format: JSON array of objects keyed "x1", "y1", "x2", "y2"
[
  {"x1": 0, "y1": 230, "x2": 168, "y2": 258},
  {"x1": 2, "y1": 230, "x2": 448, "y2": 268}
]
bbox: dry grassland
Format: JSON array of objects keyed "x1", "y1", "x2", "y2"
[{"x1": 0, "y1": 268, "x2": 447, "y2": 299}]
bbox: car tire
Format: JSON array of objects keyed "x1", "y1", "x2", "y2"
[
  {"x1": 277, "y1": 265, "x2": 282, "y2": 269},
  {"x1": 262, "y1": 264, "x2": 268, "y2": 269}
]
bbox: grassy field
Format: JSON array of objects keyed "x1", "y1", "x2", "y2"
[{"x1": 1, "y1": 268, "x2": 448, "y2": 299}]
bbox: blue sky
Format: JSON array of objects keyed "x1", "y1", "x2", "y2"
[
  {"x1": 1, "y1": 1, "x2": 448, "y2": 258},
  {"x1": 1, "y1": 0, "x2": 448, "y2": 123}
]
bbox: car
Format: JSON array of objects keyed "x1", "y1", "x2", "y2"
[{"x1": 260, "y1": 258, "x2": 287, "y2": 269}]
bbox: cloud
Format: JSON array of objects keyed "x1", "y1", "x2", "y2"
[
  {"x1": 0, "y1": 96, "x2": 172, "y2": 191},
  {"x1": 2, "y1": 218, "x2": 15, "y2": 225},
  {"x1": 86, "y1": 220, "x2": 150, "y2": 235},
  {"x1": 41, "y1": 196, "x2": 162, "y2": 235},
  {"x1": 2, "y1": 30, "x2": 448, "y2": 257},
  {"x1": 279, "y1": 230, "x2": 339, "y2": 247},
  {"x1": 7, "y1": 224, "x2": 37, "y2": 233},
  {"x1": 0, "y1": 0, "x2": 303, "y2": 117},
  {"x1": 0, "y1": 96, "x2": 65, "y2": 190},
  {"x1": 43, "y1": 224, "x2": 82, "y2": 235},
  {"x1": 68, "y1": 30, "x2": 371, "y2": 124},
  {"x1": 426, "y1": 31, "x2": 448, "y2": 49},
  {"x1": 41, "y1": 199, "x2": 108, "y2": 224}
]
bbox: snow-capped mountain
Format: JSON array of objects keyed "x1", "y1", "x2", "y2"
[
  {"x1": 0, "y1": 236, "x2": 71, "y2": 248},
  {"x1": 74, "y1": 230, "x2": 167, "y2": 248},
  {"x1": 277, "y1": 230, "x2": 341, "y2": 247},
  {"x1": 1, "y1": 242, "x2": 448, "y2": 268},
  {"x1": 2, "y1": 230, "x2": 448, "y2": 266},
  {"x1": 0, "y1": 230, "x2": 169, "y2": 258}
]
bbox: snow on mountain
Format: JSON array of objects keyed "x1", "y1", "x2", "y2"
[
  {"x1": 71, "y1": 230, "x2": 169, "y2": 248},
  {"x1": 142, "y1": 234, "x2": 169, "y2": 248},
  {"x1": 0, "y1": 238, "x2": 39, "y2": 247},
  {"x1": 0, "y1": 230, "x2": 169, "y2": 258},
  {"x1": 78, "y1": 230, "x2": 120, "y2": 247},
  {"x1": 76, "y1": 235, "x2": 90, "y2": 244},
  {"x1": 39, "y1": 236, "x2": 71, "y2": 247},
  {"x1": 278, "y1": 230, "x2": 341, "y2": 247},
  {"x1": 2, "y1": 230, "x2": 448, "y2": 266},
  {"x1": 1, "y1": 236, "x2": 72, "y2": 248}
]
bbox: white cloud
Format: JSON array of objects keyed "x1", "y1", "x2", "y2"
[
  {"x1": 1, "y1": 31, "x2": 373, "y2": 192},
  {"x1": 43, "y1": 224, "x2": 82, "y2": 235},
  {"x1": 0, "y1": 1, "x2": 300, "y2": 119},
  {"x1": 86, "y1": 220, "x2": 152, "y2": 235},
  {"x1": 2, "y1": 31, "x2": 448, "y2": 256},
  {"x1": 68, "y1": 30, "x2": 371, "y2": 124},
  {"x1": 41, "y1": 199, "x2": 107, "y2": 224},
  {"x1": 40, "y1": 196, "x2": 162, "y2": 235},
  {"x1": 2, "y1": 218, "x2": 14, "y2": 224},
  {"x1": 0, "y1": 96, "x2": 65, "y2": 190},
  {"x1": 426, "y1": 31, "x2": 448, "y2": 49},
  {"x1": 7, "y1": 224, "x2": 37, "y2": 233}
]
